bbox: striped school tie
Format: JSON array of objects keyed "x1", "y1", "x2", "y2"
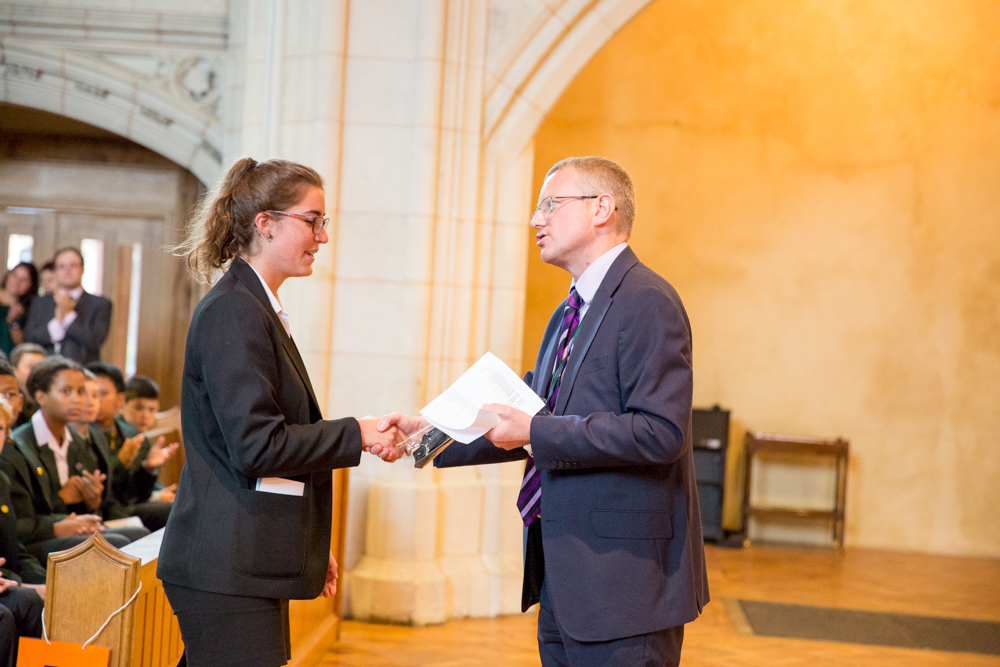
[{"x1": 516, "y1": 287, "x2": 582, "y2": 526}]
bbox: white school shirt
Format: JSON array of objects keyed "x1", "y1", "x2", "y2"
[
  {"x1": 32, "y1": 409, "x2": 74, "y2": 486},
  {"x1": 247, "y1": 262, "x2": 292, "y2": 338}
]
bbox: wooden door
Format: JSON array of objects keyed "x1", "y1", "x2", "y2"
[{"x1": 55, "y1": 213, "x2": 164, "y2": 375}]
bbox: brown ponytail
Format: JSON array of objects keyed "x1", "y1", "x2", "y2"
[{"x1": 177, "y1": 157, "x2": 323, "y2": 283}]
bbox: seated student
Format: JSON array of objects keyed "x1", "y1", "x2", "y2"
[
  {"x1": 8, "y1": 345, "x2": 45, "y2": 430},
  {"x1": 122, "y1": 376, "x2": 178, "y2": 488},
  {"x1": 86, "y1": 364, "x2": 176, "y2": 529},
  {"x1": 0, "y1": 395, "x2": 44, "y2": 667},
  {"x1": 68, "y1": 372, "x2": 141, "y2": 527},
  {"x1": 0, "y1": 356, "x2": 147, "y2": 563},
  {"x1": 121, "y1": 376, "x2": 160, "y2": 433}
]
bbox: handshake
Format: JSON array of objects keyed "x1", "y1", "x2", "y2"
[
  {"x1": 355, "y1": 351, "x2": 544, "y2": 465},
  {"x1": 355, "y1": 403, "x2": 537, "y2": 465},
  {"x1": 356, "y1": 413, "x2": 427, "y2": 463}
]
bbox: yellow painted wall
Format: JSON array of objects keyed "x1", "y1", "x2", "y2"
[{"x1": 525, "y1": 0, "x2": 1000, "y2": 556}]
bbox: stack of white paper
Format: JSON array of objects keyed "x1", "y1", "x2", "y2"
[{"x1": 420, "y1": 352, "x2": 546, "y2": 443}]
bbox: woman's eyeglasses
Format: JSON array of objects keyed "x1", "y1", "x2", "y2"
[{"x1": 265, "y1": 210, "x2": 330, "y2": 236}]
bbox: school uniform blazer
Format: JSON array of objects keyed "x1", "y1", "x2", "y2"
[
  {"x1": 23, "y1": 291, "x2": 112, "y2": 365},
  {"x1": 0, "y1": 469, "x2": 47, "y2": 584},
  {"x1": 105, "y1": 416, "x2": 158, "y2": 505},
  {"x1": 0, "y1": 423, "x2": 74, "y2": 545},
  {"x1": 157, "y1": 258, "x2": 363, "y2": 600},
  {"x1": 69, "y1": 425, "x2": 131, "y2": 521},
  {"x1": 436, "y1": 247, "x2": 709, "y2": 643}
]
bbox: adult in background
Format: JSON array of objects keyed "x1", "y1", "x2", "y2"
[
  {"x1": 385, "y1": 157, "x2": 709, "y2": 666},
  {"x1": 0, "y1": 263, "x2": 38, "y2": 354},
  {"x1": 157, "y1": 157, "x2": 404, "y2": 667},
  {"x1": 23, "y1": 248, "x2": 111, "y2": 365}
]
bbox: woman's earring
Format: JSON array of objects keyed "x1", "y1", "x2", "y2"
[{"x1": 266, "y1": 233, "x2": 273, "y2": 241}]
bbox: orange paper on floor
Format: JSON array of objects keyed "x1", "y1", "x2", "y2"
[{"x1": 16, "y1": 637, "x2": 111, "y2": 667}]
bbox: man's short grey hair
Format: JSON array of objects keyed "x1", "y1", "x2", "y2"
[{"x1": 546, "y1": 157, "x2": 636, "y2": 237}]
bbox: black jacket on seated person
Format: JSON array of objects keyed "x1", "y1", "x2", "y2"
[
  {"x1": 0, "y1": 423, "x2": 74, "y2": 546},
  {"x1": 0, "y1": 424, "x2": 149, "y2": 560},
  {"x1": 0, "y1": 469, "x2": 46, "y2": 585}
]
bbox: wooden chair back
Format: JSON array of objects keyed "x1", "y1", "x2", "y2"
[
  {"x1": 45, "y1": 532, "x2": 141, "y2": 667},
  {"x1": 148, "y1": 405, "x2": 184, "y2": 487}
]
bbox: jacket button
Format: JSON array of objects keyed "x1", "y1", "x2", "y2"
[{"x1": 0, "y1": 505, "x2": 7, "y2": 514}]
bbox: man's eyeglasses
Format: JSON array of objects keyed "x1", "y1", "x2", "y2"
[
  {"x1": 266, "y1": 210, "x2": 330, "y2": 236},
  {"x1": 531, "y1": 195, "x2": 599, "y2": 220}
]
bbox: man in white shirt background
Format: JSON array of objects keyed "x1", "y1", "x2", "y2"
[{"x1": 23, "y1": 248, "x2": 112, "y2": 365}]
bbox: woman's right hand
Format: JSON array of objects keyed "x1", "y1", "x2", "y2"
[{"x1": 357, "y1": 418, "x2": 405, "y2": 462}]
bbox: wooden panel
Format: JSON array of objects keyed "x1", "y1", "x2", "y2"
[
  {"x1": 130, "y1": 559, "x2": 183, "y2": 667},
  {"x1": 110, "y1": 243, "x2": 133, "y2": 371},
  {"x1": 46, "y1": 533, "x2": 140, "y2": 667}
]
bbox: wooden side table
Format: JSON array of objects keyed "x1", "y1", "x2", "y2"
[{"x1": 742, "y1": 432, "x2": 849, "y2": 548}]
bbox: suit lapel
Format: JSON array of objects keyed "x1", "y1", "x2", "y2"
[
  {"x1": 553, "y1": 248, "x2": 640, "y2": 415},
  {"x1": 230, "y1": 260, "x2": 321, "y2": 415}
]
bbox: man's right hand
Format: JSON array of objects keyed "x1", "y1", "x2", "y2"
[
  {"x1": 53, "y1": 513, "x2": 104, "y2": 537},
  {"x1": 119, "y1": 433, "x2": 145, "y2": 468}
]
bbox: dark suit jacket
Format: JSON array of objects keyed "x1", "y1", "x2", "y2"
[
  {"x1": 157, "y1": 258, "x2": 363, "y2": 600},
  {"x1": 0, "y1": 468, "x2": 47, "y2": 584},
  {"x1": 437, "y1": 247, "x2": 709, "y2": 642},
  {"x1": 0, "y1": 422, "x2": 74, "y2": 545},
  {"x1": 23, "y1": 290, "x2": 112, "y2": 364}
]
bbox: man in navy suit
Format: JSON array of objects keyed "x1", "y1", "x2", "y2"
[
  {"x1": 24, "y1": 248, "x2": 112, "y2": 365},
  {"x1": 415, "y1": 157, "x2": 708, "y2": 665}
]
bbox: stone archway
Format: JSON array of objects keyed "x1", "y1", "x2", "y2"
[{"x1": 1, "y1": 41, "x2": 222, "y2": 186}]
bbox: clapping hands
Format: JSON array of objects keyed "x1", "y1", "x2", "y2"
[
  {"x1": 118, "y1": 433, "x2": 145, "y2": 468},
  {"x1": 143, "y1": 436, "x2": 180, "y2": 471},
  {"x1": 58, "y1": 470, "x2": 106, "y2": 510}
]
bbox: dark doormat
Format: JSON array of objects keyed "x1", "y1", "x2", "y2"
[{"x1": 724, "y1": 598, "x2": 1000, "y2": 655}]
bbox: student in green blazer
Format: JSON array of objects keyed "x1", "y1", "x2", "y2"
[
  {"x1": 0, "y1": 369, "x2": 45, "y2": 667},
  {"x1": 0, "y1": 356, "x2": 147, "y2": 562}
]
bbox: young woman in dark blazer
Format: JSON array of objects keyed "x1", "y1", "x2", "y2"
[{"x1": 157, "y1": 158, "x2": 403, "y2": 667}]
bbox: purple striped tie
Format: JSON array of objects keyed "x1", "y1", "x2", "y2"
[{"x1": 517, "y1": 287, "x2": 582, "y2": 526}]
